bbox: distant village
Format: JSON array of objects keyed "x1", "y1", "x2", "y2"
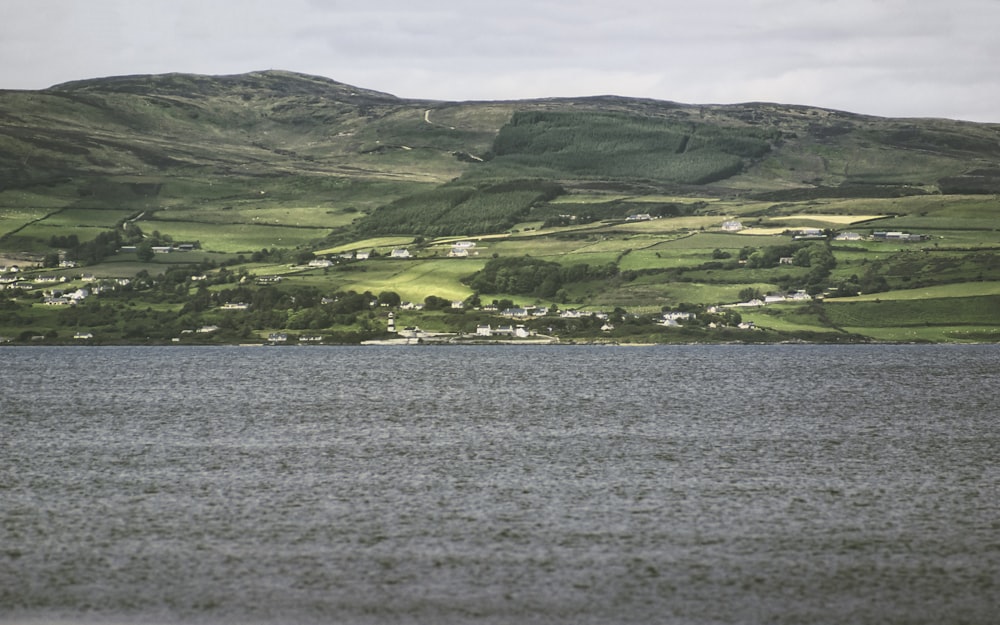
[{"x1": 0, "y1": 227, "x2": 930, "y2": 344}]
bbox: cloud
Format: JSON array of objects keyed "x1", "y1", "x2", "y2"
[{"x1": 1, "y1": 0, "x2": 997, "y2": 121}]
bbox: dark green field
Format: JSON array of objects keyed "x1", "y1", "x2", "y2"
[{"x1": 2, "y1": 71, "x2": 999, "y2": 344}]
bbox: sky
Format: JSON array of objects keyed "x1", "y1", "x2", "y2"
[{"x1": 2, "y1": 0, "x2": 998, "y2": 122}]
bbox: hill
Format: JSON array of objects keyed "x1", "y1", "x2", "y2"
[{"x1": 1, "y1": 70, "x2": 999, "y2": 344}]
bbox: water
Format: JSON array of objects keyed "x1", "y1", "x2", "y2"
[{"x1": 1, "y1": 345, "x2": 998, "y2": 624}]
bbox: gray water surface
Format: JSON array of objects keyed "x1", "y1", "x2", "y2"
[{"x1": 2, "y1": 345, "x2": 998, "y2": 624}]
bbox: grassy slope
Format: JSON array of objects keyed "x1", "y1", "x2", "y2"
[{"x1": 2, "y1": 71, "x2": 1000, "y2": 342}]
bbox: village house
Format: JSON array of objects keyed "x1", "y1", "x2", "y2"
[
  {"x1": 793, "y1": 228, "x2": 825, "y2": 240},
  {"x1": 661, "y1": 311, "x2": 696, "y2": 326},
  {"x1": 835, "y1": 232, "x2": 863, "y2": 241},
  {"x1": 721, "y1": 220, "x2": 743, "y2": 232},
  {"x1": 390, "y1": 248, "x2": 411, "y2": 259}
]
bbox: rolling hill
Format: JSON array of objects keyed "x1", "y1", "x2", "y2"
[{"x1": 1, "y1": 70, "x2": 999, "y2": 344}]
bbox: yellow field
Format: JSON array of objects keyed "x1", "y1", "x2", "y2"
[
  {"x1": 771, "y1": 215, "x2": 885, "y2": 225},
  {"x1": 738, "y1": 228, "x2": 788, "y2": 235}
]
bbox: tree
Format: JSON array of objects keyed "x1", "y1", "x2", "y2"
[
  {"x1": 378, "y1": 291, "x2": 401, "y2": 308},
  {"x1": 424, "y1": 295, "x2": 450, "y2": 311},
  {"x1": 739, "y1": 287, "x2": 763, "y2": 302},
  {"x1": 136, "y1": 242, "x2": 155, "y2": 262}
]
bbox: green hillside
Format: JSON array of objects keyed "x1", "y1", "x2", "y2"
[{"x1": 2, "y1": 70, "x2": 999, "y2": 344}]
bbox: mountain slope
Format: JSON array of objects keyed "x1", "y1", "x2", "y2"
[{"x1": 3, "y1": 70, "x2": 1000, "y2": 200}]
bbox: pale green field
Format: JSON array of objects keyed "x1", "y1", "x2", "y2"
[
  {"x1": 42, "y1": 209, "x2": 136, "y2": 228},
  {"x1": 137, "y1": 220, "x2": 328, "y2": 252},
  {"x1": 326, "y1": 258, "x2": 482, "y2": 301},
  {"x1": 0, "y1": 207, "x2": 59, "y2": 237},
  {"x1": 158, "y1": 206, "x2": 358, "y2": 229},
  {"x1": 838, "y1": 325, "x2": 1000, "y2": 343},
  {"x1": 655, "y1": 232, "x2": 767, "y2": 250},
  {"x1": 831, "y1": 281, "x2": 1000, "y2": 302},
  {"x1": 316, "y1": 237, "x2": 416, "y2": 255}
]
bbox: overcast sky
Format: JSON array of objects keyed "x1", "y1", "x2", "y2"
[{"x1": 2, "y1": 0, "x2": 998, "y2": 122}]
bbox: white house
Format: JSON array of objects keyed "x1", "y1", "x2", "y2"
[
  {"x1": 721, "y1": 220, "x2": 743, "y2": 232},
  {"x1": 835, "y1": 232, "x2": 863, "y2": 241},
  {"x1": 308, "y1": 258, "x2": 333, "y2": 268},
  {"x1": 390, "y1": 248, "x2": 411, "y2": 259},
  {"x1": 476, "y1": 324, "x2": 492, "y2": 336}
]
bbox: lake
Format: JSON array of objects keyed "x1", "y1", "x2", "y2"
[{"x1": 1, "y1": 345, "x2": 998, "y2": 624}]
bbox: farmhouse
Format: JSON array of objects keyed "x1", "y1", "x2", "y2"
[
  {"x1": 390, "y1": 248, "x2": 411, "y2": 259},
  {"x1": 660, "y1": 311, "x2": 696, "y2": 326},
  {"x1": 721, "y1": 220, "x2": 743, "y2": 232},
  {"x1": 835, "y1": 232, "x2": 863, "y2": 241}
]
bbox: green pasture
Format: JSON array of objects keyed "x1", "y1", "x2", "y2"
[
  {"x1": 12, "y1": 222, "x2": 114, "y2": 249},
  {"x1": 823, "y1": 295, "x2": 1000, "y2": 328},
  {"x1": 152, "y1": 206, "x2": 357, "y2": 229},
  {"x1": 0, "y1": 207, "x2": 56, "y2": 238},
  {"x1": 0, "y1": 189, "x2": 75, "y2": 210},
  {"x1": 835, "y1": 281, "x2": 1000, "y2": 301},
  {"x1": 316, "y1": 236, "x2": 416, "y2": 255},
  {"x1": 42, "y1": 208, "x2": 136, "y2": 228},
  {"x1": 739, "y1": 305, "x2": 832, "y2": 334},
  {"x1": 657, "y1": 232, "x2": 764, "y2": 250},
  {"x1": 137, "y1": 220, "x2": 328, "y2": 252},
  {"x1": 838, "y1": 325, "x2": 1000, "y2": 343},
  {"x1": 324, "y1": 258, "x2": 481, "y2": 301},
  {"x1": 615, "y1": 279, "x2": 751, "y2": 307}
]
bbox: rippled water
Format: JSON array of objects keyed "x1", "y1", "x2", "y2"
[{"x1": 1, "y1": 345, "x2": 998, "y2": 624}]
